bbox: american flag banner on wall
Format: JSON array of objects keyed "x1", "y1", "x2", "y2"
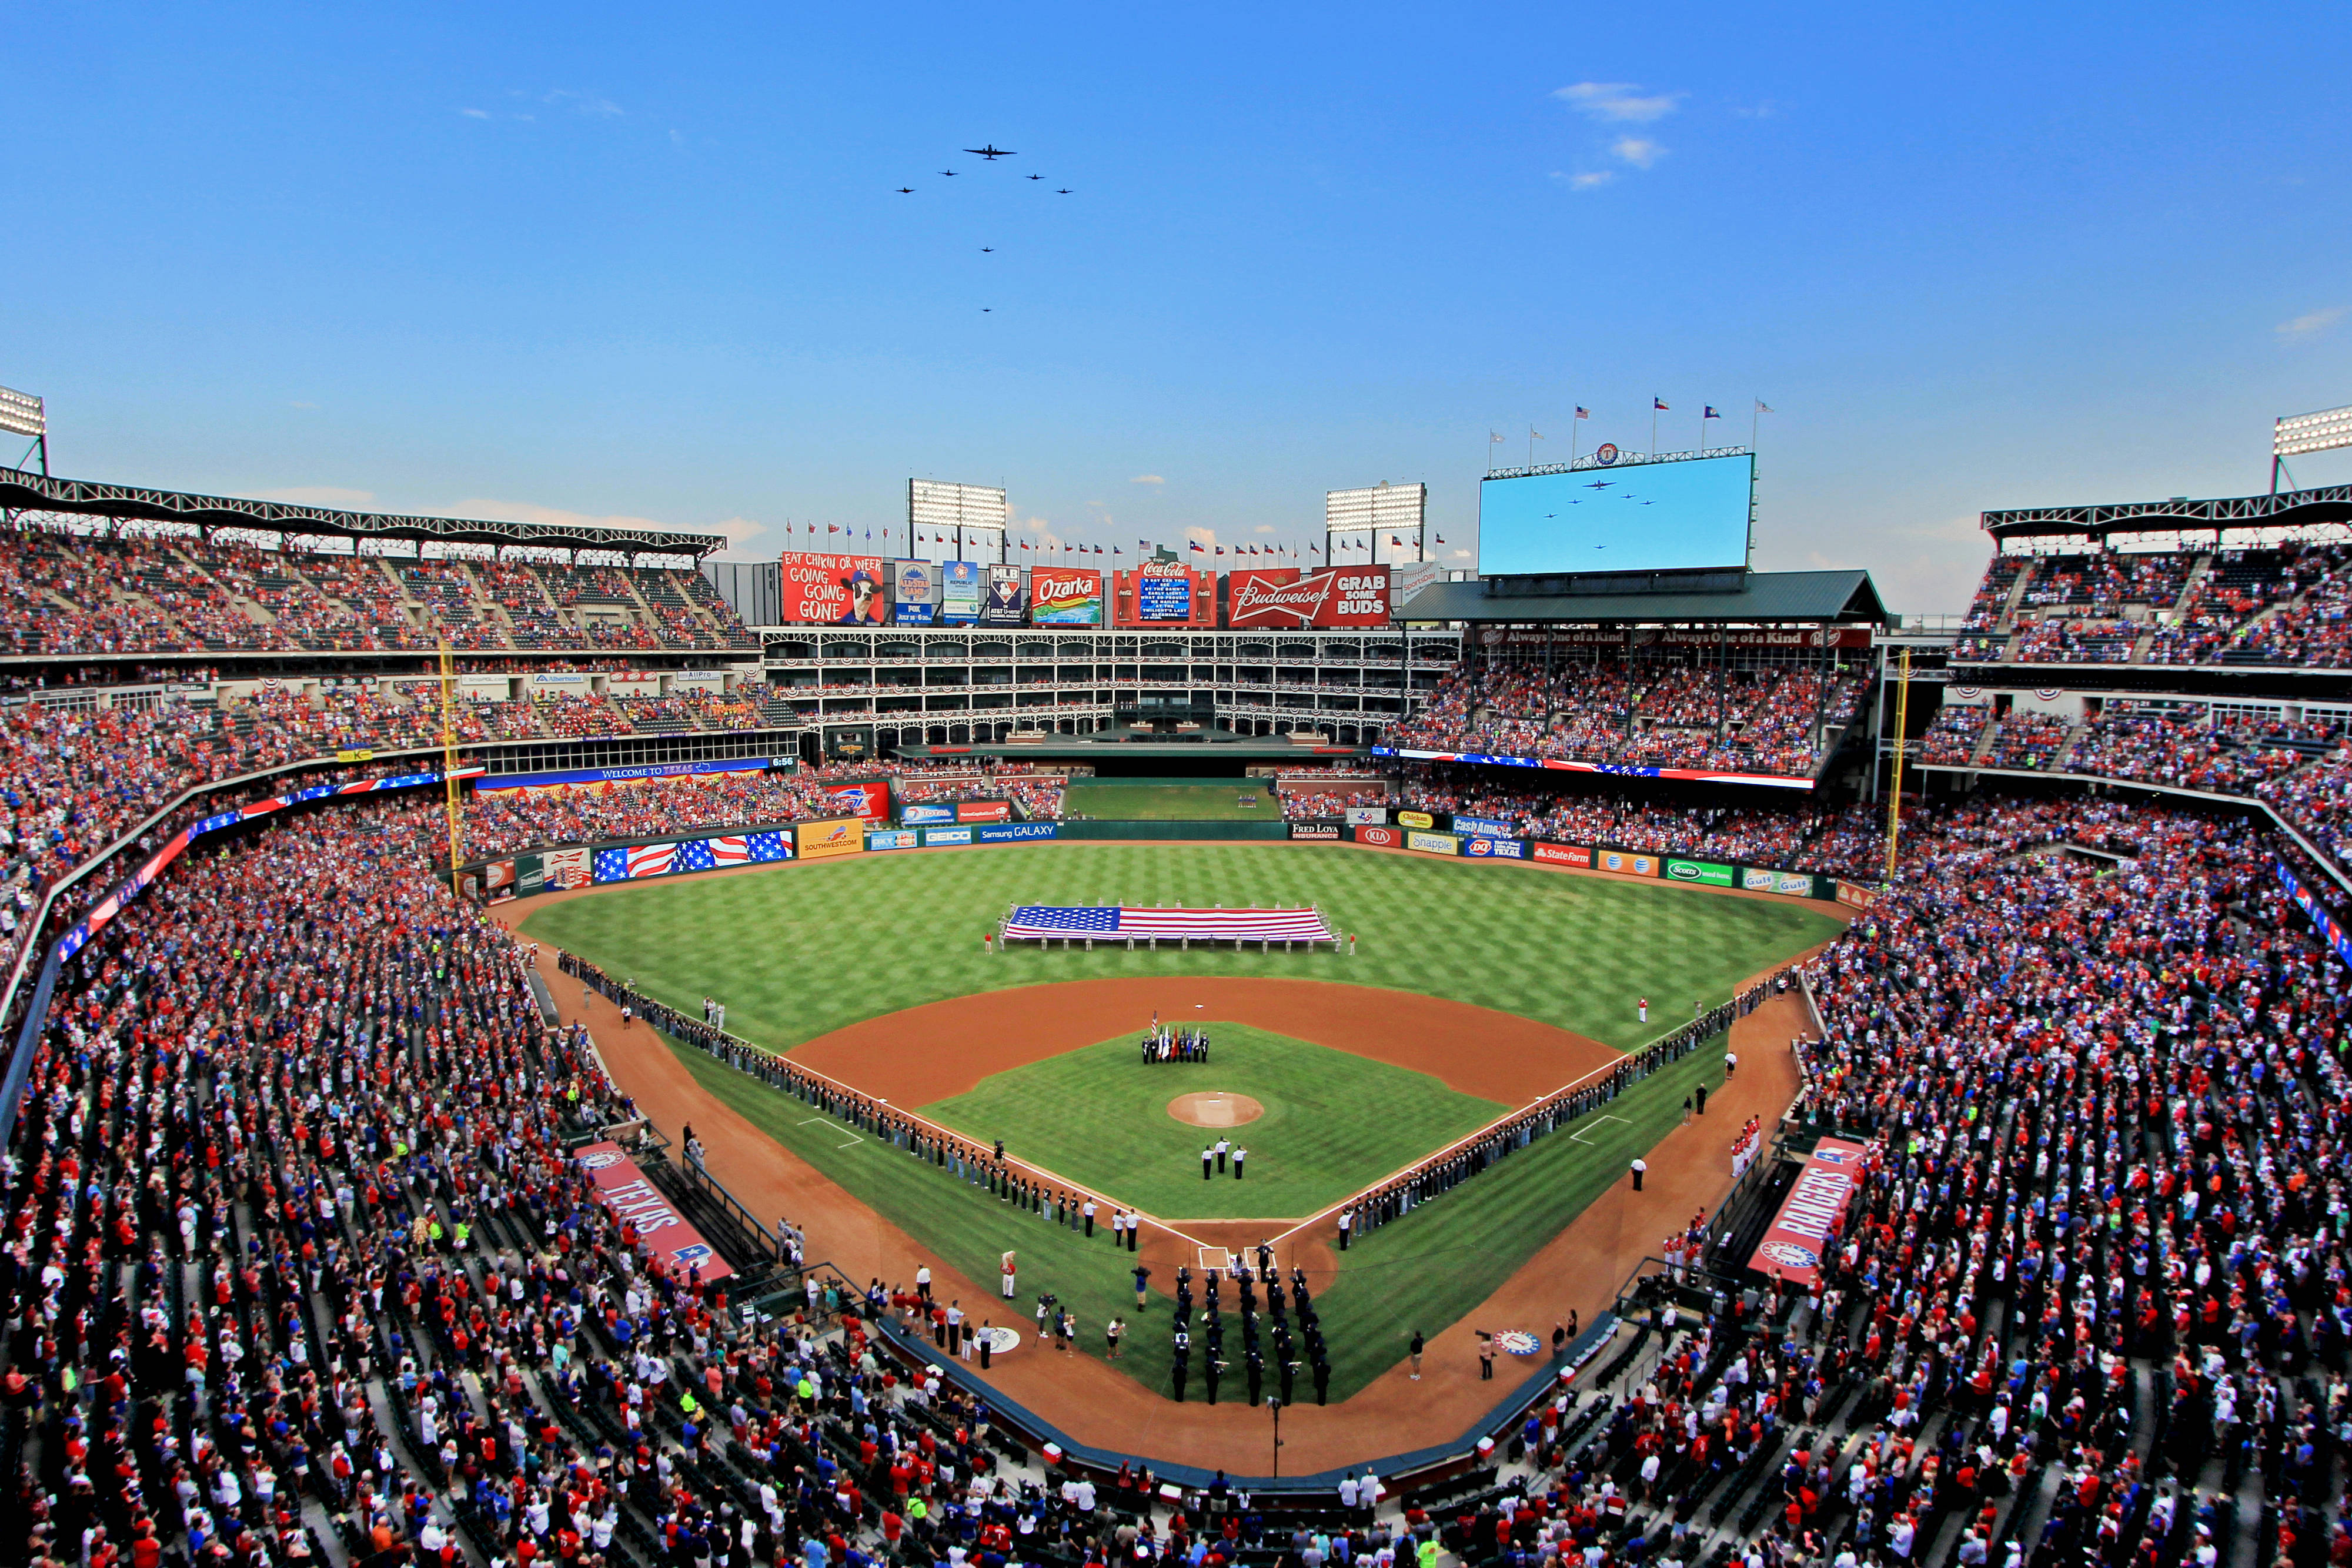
[
  {"x1": 1002, "y1": 905, "x2": 1334, "y2": 942},
  {"x1": 592, "y1": 831, "x2": 791, "y2": 882}
]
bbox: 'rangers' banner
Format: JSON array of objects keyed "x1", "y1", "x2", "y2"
[
  {"x1": 1746, "y1": 1136, "x2": 1870, "y2": 1287},
  {"x1": 575, "y1": 1142, "x2": 733, "y2": 1284},
  {"x1": 1225, "y1": 567, "x2": 1391, "y2": 628}
]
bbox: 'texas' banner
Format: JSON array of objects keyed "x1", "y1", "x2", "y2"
[
  {"x1": 1746, "y1": 1136, "x2": 1870, "y2": 1287},
  {"x1": 576, "y1": 1142, "x2": 733, "y2": 1283}
]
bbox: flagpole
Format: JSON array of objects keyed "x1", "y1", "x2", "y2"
[{"x1": 1650, "y1": 403, "x2": 1659, "y2": 456}]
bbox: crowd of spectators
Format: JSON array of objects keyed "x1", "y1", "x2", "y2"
[
  {"x1": 0, "y1": 518, "x2": 757, "y2": 656},
  {"x1": 2062, "y1": 707, "x2": 2336, "y2": 796},
  {"x1": 1784, "y1": 794, "x2": 2352, "y2": 1568},
  {"x1": 0, "y1": 797, "x2": 1177, "y2": 1568},
  {"x1": 1956, "y1": 543, "x2": 2352, "y2": 669},
  {"x1": 1393, "y1": 662, "x2": 1863, "y2": 779},
  {"x1": 1982, "y1": 713, "x2": 2073, "y2": 771},
  {"x1": 1918, "y1": 707, "x2": 1989, "y2": 767},
  {"x1": 1388, "y1": 767, "x2": 1887, "y2": 880}
]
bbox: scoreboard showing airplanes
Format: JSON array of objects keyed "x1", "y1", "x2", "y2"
[{"x1": 1478, "y1": 452, "x2": 1754, "y2": 576}]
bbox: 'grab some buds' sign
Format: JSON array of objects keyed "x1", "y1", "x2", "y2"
[{"x1": 1224, "y1": 567, "x2": 1391, "y2": 628}]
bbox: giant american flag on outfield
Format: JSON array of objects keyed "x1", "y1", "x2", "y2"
[{"x1": 1002, "y1": 905, "x2": 1334, "y2": 942}]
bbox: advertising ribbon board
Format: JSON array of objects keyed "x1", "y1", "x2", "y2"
[
  {"x1": 1405, "y1": 830, "x2": 1460, "y2": 855},
  {"x1": 1532, "y1": 841, "x2": 1592, "y2": 868},
  {"x1": 1452, "y1": 814, "x2": 1516, "y2": 839},
  {"x1": 866, "y1": 829, "x2": 918, "y2": 851},
  {"x1": 1224, "y1": 567, "x2": 1391, "y2": 628},
  {"x1": 901, "y1": 803, "x2": 956, "y2": 826},
  {"x1": 1396, "y1": 809, "x2": 1436, "y2": 830},
  {"x1": 796, "y1": 818, "x2": 866, "y2": 861},
  {"x1": 1746, "y1": 1136, "x2": 1870, "y2": 1288},
  {"x1": 1595, "y1": 850, "x2": 1658, "y2": 877},
  {"x1": 1353, "y1": 824, "x2": 1402, "y2": 848},
  {"x1": 956, "y1": 800, "x2": 1013, "y2": 823},
  {"x1": 575, "y1": 1142, "x2": 733, "y2": 1284},
  {"x1": 1665, "y1": 858, "x2": 1736, "y2": 887},
  {"x1": 921, "y1": 826, "x2": 974, "y2": 847},
  {"x1": 1289, "y1": 822, "x2": 1341, "y2": 841}
]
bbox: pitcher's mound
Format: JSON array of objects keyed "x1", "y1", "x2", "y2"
[{"x1": 1168, "y1": 1091, "x2": 1264, "y2": 1128}]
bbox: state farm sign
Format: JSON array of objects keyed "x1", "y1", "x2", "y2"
[{"x1": 1224, "y1": 567, "x2": 1391, "y2": 628}]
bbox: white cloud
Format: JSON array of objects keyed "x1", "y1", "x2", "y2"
[
  {"x1": 1184, "y1": 526, "x2": 1218, "y2": 549},
  {"x1": 1612, "y1": 137, "x2": 1666, "y2": 169},
  {"x1": 1130, "y1": 474, "x2": 1164, "y2": 485},
  {"x1": 458, "y1": 108, "x2": 490, "y2": 119},
  {"x1": 2278, "y1": 306, "x2": 2345, "y2": 344},
  {"x1": 288, "y1": 400, "x2": 319, "y2": 410},
  {"x1": 543, "y1": 89, "x2": 623, "y2": 117},
  {"x1": 1255, "y1": 524, "x2": 1275, "y2": 534},
  {"x1": 1552, "y1": 170, "x2": 1613, "y2": 190},
  {"x1": 1449, "y1": 548, "x2": 1472, "y2": 560},
  {"x1": 1553, "y1": 82, "x2": 1683, "y2": 123},
  {"x1": 256, "y1": 485, "x2": 374, "y2": 504}
]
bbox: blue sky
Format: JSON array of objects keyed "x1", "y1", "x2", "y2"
[{"x1": 6, "y1": 2, "x2": 2349, "y2": 611}]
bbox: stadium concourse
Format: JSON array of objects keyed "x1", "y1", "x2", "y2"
[{"x1": 4, "y1": 476, "x2": 2352, "y2": 1568}]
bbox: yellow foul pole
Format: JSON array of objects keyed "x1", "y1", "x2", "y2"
[
  {"x1": 1883, "y1": 644, "x2": 1910, "y2": 884},
  {"x1": 439, "y1": 639, "x2": 465, "y2": 900}
]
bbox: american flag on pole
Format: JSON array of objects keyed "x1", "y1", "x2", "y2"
[{"x1": 1002, "y1": 905, "x2": 1334, "y2": 942}]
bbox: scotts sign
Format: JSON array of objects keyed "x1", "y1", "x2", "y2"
[{"x1": 1225, "y1": 567, "x2": 1391, "y2": 628}]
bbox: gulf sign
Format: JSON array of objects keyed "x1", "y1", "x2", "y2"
[
  {"x1": 576, "y1": 1141, "x2": 732, "y2": 1284},
  {"x1": 1224, "y1": 567, "x2": 1391, "y2": 628},
  {"x1": 1030, "y1": 567, "x2": 1104, "y2": 626},
  {"x1": 1746, "y1": 1136, "x2": 1870, "y2": 1288},
  {"x1": 796, "y1": 817, "x2": 866, "y2": 861}
]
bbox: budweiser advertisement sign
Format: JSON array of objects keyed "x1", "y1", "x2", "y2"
[{"x1": 1225, "y1": 567, "x2": 1391, "y2": 628}]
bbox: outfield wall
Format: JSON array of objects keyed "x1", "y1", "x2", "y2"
[{"x1": 455, "y1": 810, "x2": 1848, "y2": 905}]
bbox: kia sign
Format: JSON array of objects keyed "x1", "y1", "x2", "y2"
[
  {"x1": 1354, "y1": 824, "x2": 1401, "y2": 848},
  {"x1": 1224, "y1": 567, "x2": 1391, "y2": 628}
]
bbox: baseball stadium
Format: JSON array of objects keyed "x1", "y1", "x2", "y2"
[
  {"x1": 6, "y1": 416, "x2": 2352, "y2": 1568},
  {"x1": 4, "y1": 24, "x2": 2349, "y2": 1560}
]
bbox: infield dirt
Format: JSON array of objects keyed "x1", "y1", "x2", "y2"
[{"x1": 509, "y1": 914, "x2": 1820, "y2": 1474}]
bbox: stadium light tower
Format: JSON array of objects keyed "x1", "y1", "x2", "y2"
[
  {"x1": 2274, "y1": 404, "x2": 2352, "y2": 493},
  {"x1": 0, "y1": 385, "x2": 47, "y2": 475}
]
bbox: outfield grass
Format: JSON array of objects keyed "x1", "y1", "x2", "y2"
[
  {"x1": 662, "y1": 1026, "x2": 1725, "y2": 1402},
  {"x1": 1064, "y1": 778, "x2": 1282, "y2": 820},
  {"x1": 518, "y1": 842, "x2": 1840, "y2": 1054},
  {"x1": 921, "y1": 1025, "x2": 1506, "y2": 1219}
]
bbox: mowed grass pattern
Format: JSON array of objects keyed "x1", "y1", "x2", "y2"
[
  {"x1": 921, "y1": 1026, "x2": 1506, "y2": 1220},
  {"x1": 519, "y1": 842, "x2": 1842, "y2": 1055},
  {"x1": 664, "y1": 1028, "x2": 1729, "y2": 1402},
  {"x1": 1064, "y1": 780, "x2": 1282, "y2": 820}
]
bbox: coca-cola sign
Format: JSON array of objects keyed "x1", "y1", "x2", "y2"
[{"x1": 1225, "y1": 567, "x2": 1391, "y2": 628}]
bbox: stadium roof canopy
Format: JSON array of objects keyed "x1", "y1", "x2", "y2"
[
  {"x1": 1401, "y1": 568, "x2": 1886, "y2": 626},
  {"x1": 0, "y1": 464, "x2": 727, "y2": 557},
  {"x1": 1981, "y1": 482, "x2": 2352, "y2": 543}
]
